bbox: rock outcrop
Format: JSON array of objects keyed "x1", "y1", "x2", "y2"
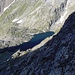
[{"x1": 0, "y1": 11, "x2": 75, "y2": 75}]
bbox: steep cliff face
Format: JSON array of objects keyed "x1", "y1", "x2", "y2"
[
  {"x1": 0, "y1": 0, "x2": 69, "y2": 48},
  {"x1": 0, "y1": 11, "x2": 75, "y2": 75}
]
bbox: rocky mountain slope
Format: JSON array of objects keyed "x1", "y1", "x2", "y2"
[
  {"x1": 0, "y1": 9, "x2": 75, "y2": 75},
  {"x1": 0, "y1": 0, "x2": 75, "y2": 75},
  {"x1": 0, "y1": 0, "x2": 70, "y2": 48}
]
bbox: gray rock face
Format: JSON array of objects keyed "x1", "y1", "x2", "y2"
[
  {"x1": 0, "y1": 11, "x2": 75, "y2": 75},
  {"x1": 0, "y1": 0, "x2": 13, "y2": 14},
  {"x1": 0, "y1": 0, "x2": 4, "y2": 14}
]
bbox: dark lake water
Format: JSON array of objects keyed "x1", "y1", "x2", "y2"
[{"x1": 0, "y1": 31, "x2": 54, "y2": 53}]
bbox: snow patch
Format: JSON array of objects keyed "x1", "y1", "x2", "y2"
[
  {"x1": 3, "y1": 0, "x2": 15, "y2": 11},
  {"x1": 17, "y1": 20, "x2": 23, "y2": 24},
  {"x1": 12, "y1": 19, "x2": 23, "y2": 24},
  {"x1": 12, "y1": 19, "x2": 18, "y2": 22},
  {"x1": 60, "y1": 11, "x2": 67, "y2": 23}
]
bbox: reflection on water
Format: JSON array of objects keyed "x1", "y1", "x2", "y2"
[{"x1": 0, "y1": 31, "x2": 54, "y2": 53}]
